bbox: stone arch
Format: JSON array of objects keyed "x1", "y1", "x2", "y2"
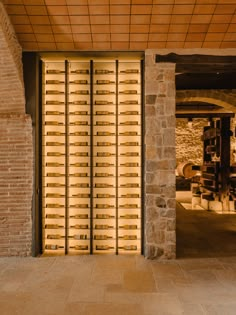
[{"x1": 176, "y1": 90, "x2": 236, "y2": 113}]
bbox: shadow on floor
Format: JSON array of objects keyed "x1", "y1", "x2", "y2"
[{"x1": 176, "y1": 201, "x2": 236, "y2": 259}]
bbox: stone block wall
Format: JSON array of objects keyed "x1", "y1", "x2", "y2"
[
  {"x1": 0, "y1": 3, "x2": 33, "y2": 256},
  {"x1": 145, "y1": 50, "x2": 176, "y2": 259}
]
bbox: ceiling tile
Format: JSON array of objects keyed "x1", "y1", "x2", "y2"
[
  {"x1": 111, "y1": 25, "x2": 129, "y2": 33},
  {"x1": 38, "y1": 42, "x2": 57, "y2": 50},
  {"x1": 196, "y1": 0, "x2": 218, "y2": 3},
  {"x1": 217, "y1": 0, "x2": 236, "y2": 3},
  {"x1": 49, "y1": 15, "x2": 70, "y2": 24},
  {"x1": 71, "y1": 25, "x2": 91, "y2": 33},
  {"x1": 208, "y1": 24, "x2": 229, "y2": 32},
  {"x1": 228, "y1": 23, "x2": 236, "y2": 32},
  {"x1": 54, "y1": 34, "x2": 74, "y2": 42},
  {"x1": 90, "y1": 15, "x2": 109, "y2": 24},
  {"x1": 152, "y1": 5, "x2": 173, "y2": 14},
  {"x1": 186, "y1": 33, "x2": 206, "y2": 41},
  {"x1": 88, "y1": 5, "x2": 109, "y2": 15},
  {"x1": 231, "y1": 15, "x2": 236, "y2": 22},
  {"x1": 52, "y1": 24, "x2": 72, "y2": 33},
  {"x1": 203, "y1": 41, "x2": 221, "y2": 48},
  {"x1": 45, "y1": 0, "x2": 66, "y2": 4},
  {"x1": 111, "y1": 42, "x2": 129, "y2": 49},
  {"x1": 205, "y1": 32, "x2": 225, "y2": 41},
  {"x1": 67, "y1": 5, "x2": 89, "y2": 15},
  {"x1": 167, "y1": 33, "x2": 186, "y2": 41},
  {"x1": 35, "y1": 33, "x2": 55, "y2": 42},
  {"x1": 74, "y1": 42, "x2": 93, "y2": 49},
  {"x1": 172, "y1": 4, "x2": 194, "y2": 14},
  {"x1": 92, "y1": 33, "x2": 110, "y2": 41},
  {"x1": 25, "y1": 5, "x2": 47, "y2": 15},
  {"x1": 169, "y1": 24, "x2": 189, "y2": 33},
  {"x1": 91, "y1": 25, "x2": 110, "y2": 33},
  {"x1": 56, "y1": 42, "x2": 75, "y2": 50},
  {"x1": 215, "y1": 4, "x2": 236, "y2": 14},
  {"x1": 211, "y1": 14, "x2": 233, "y2": 23},
  {"x1": 88, "y1": 0, "x2": 109, "y2": 4},
  {"x1": 22, "y1": 42, "x2": 39, "y2": 50},
  {"x1": 32, "y1": 25, "x2": 53, "y2": 34},
  {"x1": 92, "y1": 42, "x2": 111, "y2": 49},
  {"x1": 66, "y1": 0, "x2": 88, "y2": 4},
  {"x1": 110, "y1": 0, "x2": 130, "y2": 4},
  {"x1": 171, "y1": 15, "x2": 192, "y2": 24},
  {"x1": 150, "y1": 24, "x2": 169, "y2": 33},
  {"x1": 70, "y1": 16, "x2": 90, "y2": 24},
  {"x1": 29, "y1": 15, "x2": 50, "y2": 24},
  {"x1": 131, "y1": 15, "x2": 151, "y2": 24},
  {"x1": 110, "y1": 5, "x2": 130, "y2": 15},
  {"x1": 14, "y1": 24, "x2": 33, "y2": 33},
  {"x1": 191, "y1": 15, "x2": 212, "y2": 24},
  {"x1": 224, "y1": 32, "x2": 236, "y2": 41},
  {"x1": 166, "y1": 41, "x2": 185, "y2": 48},
  {"x1": 132, "y1": 0, "x2": 152, "y2": 4},
  {"x1": 73, "y1": 33, "x2": 92, "y2": 42},
  {"x1": 47, "y1": 5, "x2": 68, "y2": 15},
  {"x1": 174, "y1": 0, "x2": 196, "y2": 3},
  {"x1": 193, "y1": 4, "x2": 216, "y2": 14},
  {"x1": 151, "y1": 15, "x2": 171, "y2": 24},
  {"x1": 130, "y1": 33, "x2": 148, "y2": 41},
  {"x1": 5, "y1": 4, "x2": 26, "y2": 14},
  {"x1": 23, "y1": 0, "x2": 44, "y2": 4},
  {"x1": 129, "y1": 41, "x2": 147, "y2": 49},
  {"x1": 17, "y1": 33, "x2": 36, "y2": 41},
  {"x1": 110, "y1": 15, "x2": 130, "y2": 24},
  {"x1": 221, "y1": 41, "x2": 236, "y2": 48},
  {"x1": 131, "y1": 5, "x2": 152, "y2": 14},
  {"x1": 188, "y1": 24, "x2": 209, "y2": 33},
  {"x1": 149, "y1": 33, "x2": 168, "y2": 41},
  {"x1": 130, "y1": 25, "x2": 149, "y2": 33},
  {"x1": 148, "y1": 41, "x2": 166, "y2": 49},
  {"x1": 184, "y1": 41, "x2": 202, "y2": 48},
  {"x1": 8, "y1": 15, "x2": 29, "y2": 24},
  {"x1": 110, "y1": 34, "x2": 129, "y2": 41}
]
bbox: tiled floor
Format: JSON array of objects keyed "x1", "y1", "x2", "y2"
[{"x1": 1, "y1": 198, "x2": 236, "y2": 315}]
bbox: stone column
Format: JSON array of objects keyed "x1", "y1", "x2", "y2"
[{"x1": 145, "y1": 50, "x2": 176, "y2": 259}]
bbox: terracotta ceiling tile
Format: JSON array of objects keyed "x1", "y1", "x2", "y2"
[
  {"x1": 153, "y1": 0, "x2": 174, "y2": 3},
  {"x1": 52, "y1": 24, "x2": 72, "y2": 33},
  {"x1": 228, "y1": 23, "x2": 236, "y2": 32},
  {"x1": 74, "y1": 41, "x2": 93, "y2": 49},
  {"x1": 186, "y1": 33, "x2": 206, "y2": 41},
  {"x1": 91, "y1": 25, "x2": 110, "y2": 33},
  {"x1": 35, "y1": 34, "x2": 55, "y2": 42},
  {"x1": 22, "y1": 42, "x2": 39, "y2": 50},
  {"x1": 149, "y1": 33, "x2": 168, "y2": 41},
  {"x1": 70, "y1": 16, "x2": 90, "y2": 24},
  {"x1": 71, "y1": 25, "x2": 90, "y2": 33},
  {"x1": 110, "y1": 0, "x2": 131, "y2": 4},
  {"x1": 203, "y1": 41, "x2": 221, "y2": 48},
  {"x1": 129, "y1": 41, "x2": 147, "y2": 49},
  {"x1": 174, "y1": 0, "x2": 196, "y2": 3},
  {"x1": 111, "y1": 42, "x2": 129, "y2": 49},
  {"x1": 17, "y1": 33, "x2": 36, "y2": 41},
  {"x1": 131, "y1": 5, "x2": 152, "y2": 14},
  {"x1": 73, "y1": 33, "x2": 92, "y2": 41},
  {"x1": 38, "y1": 42, "x2": 57, "y2": 50},
  {"x1": 92, "y1": 42, "x2": 111, "y2": 49},
  {"x1": 131, "y1": 15, "x2": 151, "y2": 24},
  {"x1": 14, "y1": 24, "x2": 33, "y2": 33},
  {"x1": 148, "y1": 41, "x2": 166, "y2": 49},
  {"x1": 67, "y1": 5, "x2": 89, "y2": 15},
  {"x1": 166, "y1": 41, "x2": 184, "y2": 48},
  {"x1": 151, "y1": 15, "x2": 171, "y2": 24},
  {"x1": 150, "y1": 24, "x2": 169, "y2": 33},
  {"x1": 90, "y1": 15, "x2": 109, "y2": 24},
  {"x1": 29, "y1": 15, "x2": 50, "y2": 24},
  {"x1": 152, "y1": 5, "x2": 173, "y2": 14},
  {"x1": 110, "y1": 15, "x2": 130, "y2": 24},
  {"x1": 169, "y1": 24, "x2": 189, "y2": 33},
  {"x1": 184, "y1": 41, "x2": 202, "y2": 48},
  {"x1": 89, "y1": 5, "x2": 109, "y2": 15},
  {"x1": 211, "y1": 14, "x2": 233, "y2": 23},
  {"x1": 66, "y1": 0, "x2": 88, "y2": 4},
  {"x1": 23, "y1": 0, "x2": 44, "y2": 4},
  {"x1": 224, "y1": 32, "x2": 236, "y2": 41},
  {"x1": 133, "y1": 0, "x2": 152, "y2": 3},
  {"x1": 56, "y1": 42, "x2": 75, "y2": 50},
  {"x1": 111, "y1": 33, "x2": 129, "y2": 41},
  {"x1": 167, "y1": 33, "x2": 186, "y2": 41},
  {"x1": 54, "y1": 34, "x2": 74, "y2": 42},
  {"x1": 32, "y1": 25, "x2": 52, "y2": 33},
  {"x1": 231, "y1": 15, "x2": 236, "y2": 22},
  {"x1": 196, "y1": 0, "x2": 218, "y2": 3},
  {"x1": 47, "y1": 6, "x2": 68, "y2": 15},
  {"x1": 45, "y1": 0, "x2": 66, "y2": 4},
  {"x1": 25, "y1": 5, "x2": 47, "y2": 15},
  {"x1": 130, "y1": 25, "x2": 149, "y2": 33},
  {"x1": 49, "y1": 15, "x2": 70, "y2": 24},
  {"x1": 193, "y1": 4, "x2": 216, "y2": 14},
  {"x1": 88, "y1": 0, "x2": 109, "y2": 4},
  {"x1": 208, "y1": 24, "x2": 229, "y2": 32},
  {"x1": 220, "y1": 41, "x2": 236, "y2": 48},
  {"x1": 205, "y1": 33, "x2": 225, "y2": 41},
  {"x1": 130, "y1": 33, "x2": 148, "y2": 41},
  {"x1": 191, "y1": 15, "x2": 212, "y2": 24},
  {"x1": 110, "y1": 25, "x2": 129, "y2": 33},
  {"x1": 215, "y1": 4, "x2": 236, "y2": 14},
  {"x1": 188, "y1": 24, "x2": 209, "y2": 33},
  {"x1": 5, "y1": 4, "x2": 26, "y2": 14},
  {"x1": 92, "y1": 33, "x2": 110, "y2": 41},
  {"x1": 171, "y1": 15, "x2": 192, "y2": 24},
  {"x1": 172, "y1": 4, "x2": 194, "y2": 14},
  {"x1": 110, "y1": 5, "x2": 130, "y2": 15},
  {"x1": 9, "y1": 15, "x2": 30, "y2": 24},
  {"x1": 218, "y1": 0, "x2": 236, "y2": 3}
]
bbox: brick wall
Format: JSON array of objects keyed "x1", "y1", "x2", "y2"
[{"x1": 0, "y1": 3, "x2": 33, "y2": 256}]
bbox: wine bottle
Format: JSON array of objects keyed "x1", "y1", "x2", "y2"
[
  {"x1": 120, "y1": 69, "x2": 139, "y2": 73},
  {"x1": 70, "y1": 173, "x2": 88, "y2": 177},
  {"x1": 96, "y1": 121, "x2": 114, "y2": 126},
  {"x1": 97, "y1": 142, "x2": 115, "y2": 146},
  {"x1": 70, "y1": 204, "x2": 89, "y2": 208},
  {"x1": 69, "y1": 79, "x2": 88, "y2": 84},
  {"x1": 120, "y1": 142, "x2": 139, "y2": 146},
  {"x1": 120, "y1": 100, "x2": 138, "y2": 105},
  {"x1": 46, "y1": 172, "x2": 65, "y2": 177},
  {"x1": 96, "y1": 79, "x2": 115, "y2": 84},
  {"x1": 96, "y1": 111, "x2": 114, "y2": 115},
  {"x1": 72, "y1": 234, "x2": 87, "y2": 240},
  {"x1": 46, "y1": 101, "x2": 64, "y2": 105},
  {"x1": 46, "y1": 162, "x2": 64, "y2": 167},
  {"x1": 71, "y1": 69, "x2": 89, "y2": 74},
  {"x1": 120, "y1": 152, "x2": 139, "y2": 156},
  {"x1": 95, "y1": 100, "x2": 113, "y2": 105},
  {"x1": 70, "y1": 142, "x2": 88, "y2": 146},
  {"x1": 120, "y1": 121, "x2": 138, "y2": 125},
  {"x1": 71, "y1": 245, "x2": 89, "y2": 250},
  {"x1": 120, "y1": 183, "x2": 139, "y2": 188},
  {"x1": 47, "y1": 152, "x2": 65, "y2": 156},
  {"x1": 120, "y1": 163, "x2": 139, "y2": 167},
  {"x1": 119, "y1": 225, "x2": 137, "y2": 229},
  {"x1": 97, "y1": 152, "x2": 115, "y2": 157},
  {"x1": 46, "y1": 203, "x2": 64, "y2": 208},
  {"x1": 96, "y1": 204, "x2": 114, "y2": 209},
  {"x1": 96, "y1": 131, "x2": 115, "y2": 136},
  {"x1": 47, "y1": 234, "x2": 63, "y2": 239},
  {"x1": 95, "y1": 69, "x2": 114, "y2": 74},
  {"x1": 47, "y1": 131, "x2": 65, "y2": 136},
  {"x1": 70, "y1": 121, "x2": 88, "y2": 125},
  {"x1": 46, "y1": 90, "x2": 64, "y2": 94},
  {"x1": 119, "y1": 204, "x2": 138, "y2": 208},
  {"x1": 45, "y1": 121, "x2": 64, "y2": 126},
  {"x1": 46, "y1": 193, "x2": 65, "y2": 198},
  {"x1": 70, "y1": 224, "x2": 89, "y2": 229},
  {"x1": 46, "y1": 142, "x2": 64, "y2": 146},
  {"x1": 46, "y1": 111, "x2": 64, "y2": 115},
  {"x1": 70, "y1": 152, "x2": 88, "y2": 156},
  {"x1": 96, "y1": 214, "x2": 115, "y2": 219},
  {"x1": 46, "y1": 214, "x2": 64, "y2": 218},
  {"x1": 120, "y1": 173, "x2": 138, "y2": 177},
  {"x1": 71, "y1": 90, "x2": 89, "y2": 95},
  {"x1": 119, "y1": 235, "x2": 137, "y2": 240},
  {"x1": 96, "y1": 90, "x2": 115, "y2": 95},
  {"x1": 119, "y1": 131, "x2": 138, "y2": 136},
  {"x1": 118, "y1": 245, "x2": 137, "y2": 250},
  {"x1": 45, "y1": 224, "x2": 64, "y2": 229},
  {"x1": 70, "y1": 131, "x2": 88, "y2": 136},
  {"x1": 95, "y1": 224, "x2": 113, "y2": 229},
  {"x1": 70, "y1": 183, "x2": 89, "y2": 188},
  {"x1": 95, "y1": 173, "x2": 113, "y2": 177},
  {"x1": 120, "y1": 111, "x2": 139, "y2": 115},
  {"x1": 95, "y1": 183, "x2": 114, "y2": 188},
  {"x1": 46, "y1": 69, "x2": 65, "y2": 74},
  {"x1": 96, "y1": 194, "x2": 115, "y2": 198},
  {"x1": 70, "y1": 214, "x2": 89, "y2": 219},
  {"x1": 46, "y1": 80, "x2": 64, "y2": 84},
  {"x1": 72, "y1": 193, "x2": 90, "y2": 198},
  {"x1": 119, "y1": 79, "x2": 138, "y2": 84},
  {"x1": 45, "y1": 244, "x2": 64, "y2": 250},
  {"x1": 94, "y1": 235, "x2": 112, "y2": 240},
  {"x1": 120, "y1": 214, "x2": 139, "y2": 219},
  {"x1": 69, "y1": 101, "x2": 87, "y2": 105},
  {"x1": 95, "y1": 245, "x2": 114, "y2": 250},
  {"x1": 96, "y1": 163, "x2": 114, "y2": 167},
  {"x1": 47, "y1": 183, "x2": 65, "y2": 187},
  {"x1": 121, "y1": 194, "x2": 139, "y2": 198},
  {"x1": 119, "y1": 90, "x2": 137, "y2": 94},
  {"x1": 70, "y1": 162, "x2": 88, "y2": 167},
  {"x1": 69, "y1": 111, "x2": 88, "y2": 115}
]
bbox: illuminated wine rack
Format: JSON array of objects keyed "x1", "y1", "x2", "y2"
[{"x1": 41, "y1": 58, "x2": 143, "y2": 255}]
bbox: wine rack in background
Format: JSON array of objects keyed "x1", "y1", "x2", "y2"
[{"x1": 41, "y1": 58, "x2": 143, "y2": 255}]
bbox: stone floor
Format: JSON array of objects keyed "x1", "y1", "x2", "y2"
[{"x1": 1, "y1": 198, "x2": 236, "y2": 315}]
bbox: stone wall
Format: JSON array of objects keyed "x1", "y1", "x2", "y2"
[
  {"x1": 145, "y1": 50, "x2": 176, "y2": 259},
  {"x1": 0, "y1": 3, "x2": 33, "y2": 256}
]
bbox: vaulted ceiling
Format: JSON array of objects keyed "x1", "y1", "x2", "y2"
[{"x1": 2, "y1": 0, "x2": 236, "y2": 51}]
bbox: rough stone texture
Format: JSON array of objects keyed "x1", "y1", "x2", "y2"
[
  {"x1": 145, "y1": 50, "x2": 176, "y2": 259},
  {"x1": 0, "y1": 4, "x2": 33, "y2": 256}
]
